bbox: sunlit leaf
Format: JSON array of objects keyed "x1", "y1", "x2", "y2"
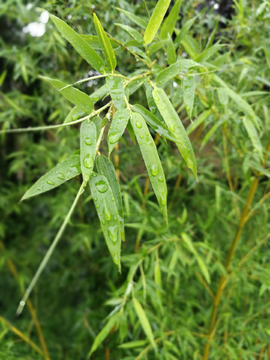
[
  {"x1": 107, "y1": 109, "x2": 130, "y2": 154},
  {"x1": 80, "y1": 121, "x2": 96, "y2": 182},
  {"x1": 118, "y1": 340, "x2": 148, "y2": 349}
]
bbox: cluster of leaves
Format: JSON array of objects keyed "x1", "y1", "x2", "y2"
[{"x1": 1, "y1": 0, "x2": 270, "y2": 359}]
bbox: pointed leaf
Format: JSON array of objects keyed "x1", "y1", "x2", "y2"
[
  {"x1": 181, "y1": 34, "x2": 200, "y2": 58},
  {"x1": 22, "y1": 154, "x2": 81, "y2": 200},
  {"x1": 107, "y1": 75, "x2": 126, "y2": 110},
  {"x1": 152, "y1": 87, "x2": 197, "y2": 179},
  {"x1": 81, "y1": 34, "x2": 119, "y2": 50},
  {"x1": 115, "y1": 23, "x2": 144, "y2": 43},
  {"x1": 90, "y1": 83, "x2": 110, "y2": 103},
  {"x1": 96, "y1": 154, "x2": 125, "y2": 241},
  {"x1": 50, "y1": 14, "x2": 104, "y2": 72},
  {"x1": 160, "y1": 0, "x2": 182, "y2": 40},
  {"x1": 148, "y1": 39, "x2": 168, "y2": 54},
  {"x1": 146, "y1": 85, "x2": 164, "y2": 122},
  {"x1": 116, "y1": 8, "x2": 148, "y2": 29},
  {"x1": 194, "y1": 43, "x2": 223, "y2": 63},
  {"x1": 63, "y1": 106, "x2": 85, "y2": 125},
  {"x1": 217, "y1": 88, "x2": 228, "y2": 106},
  {"x1": 108, "y1": 109, "x2": 131, "y2": 154},
  {"x1": 167, "y1": 34, "x2": 176, "y2": 65},
  {"x1": 186, "y1": 109, "x2": 211, "y2": 135},
  {"x1": 89, "y1": 173, "x2": 121, "y2": 270},
  {"x1": 144, "y1": 0, "x2": 171, "y2": 44},
  {"x1": 174, "y1": 16, "x2": 198, "y2": 49},
  {"x1": 130, "y1": 113, "x2": 167, "y2": 222},
  {"x1": 80, "y1": 121, "x2": 96, "y2": 182},
  {"x1": 183, "y1": 76, "x2": 195, "y2": 118},
  {"x1": 243, "y1": 117, "x2": 263, "y2": 161},
  {"x1": 93, "y1": 13, "x2": 116, "y2": 71}
]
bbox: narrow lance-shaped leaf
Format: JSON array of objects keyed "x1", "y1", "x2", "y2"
[
  {"x1": 194, "y1": 43, "x2": 223, "y2": 63},
  {"x1": 152, "y1": 87, "x2": 197, "y2": 179},
  {"x1": 50, "y1": 14, "x2": 104, "y2": 72},
  {"x1": 133, "y1": 297, "x2": 156, "y2": 349},
  {"x1": 93, "y1": 12, "x2": 117, "y2": 72},
  {"x1": 21, "y1": 154, "x2": 81, "y2": 200},
  {"x1": 144, "y1": 0, "x2": 172, "y2": 44},
  {"x1": 96, "y1": 154, "x2": 125, "y2": 241},
  {"x1": 181, "y1": 34, "x2": 200, "y2": 58},
  {"x1": 89, "y1": 172, "x2": 121, "y2": 270},
  {"x1": 81, "y1": 35, "x2": 119, "y2": 50},
  {"x1": 146, "y1": 85, "x2": 163, "y2": 122},
  {"x1": 160, "y1": 0, "x2": 182, "y2": 40},
  {"x1": 183, "y1": 76, "x2": 195, "y2": 118},
  {"x1": 90, "y1": 83, "x2": 110, "y2": 103},
  {"x1": 167, "y1": 34, "x2": 176, "y2": 65},
  {"x1": 115, "y1": 23, "x2": 144, "y2": 44},
  {"x1": 217, "y1": 88, "x2": 228, "y2": 106},
  {"x1": 116, "y1": 8, "x2": 148, "y2": 29},
  {"x1": 63, "y1": 106, "x2": 85, "y2": 125},
  {"x1": 242, "y1": 117, "x2": 263, "y2": 161},
  {"x1": 130, "y1": 113, "x2": 168, "y2": 222},
  {"x1": 107, "y1": 109, "x2": 130, "y2": 154},
  {"x1": 40, "y1": 76, "x2": 94, "y2": 114},
  {"x1": 107, "y1": 75, "x2": 126, "y2": 110},
  {"x1": 174, "y1": 16, "x2": 198, "y2": 49},
  {"x1": 186, "y1": 109, "x2": 211, "y2": 135},
  {"x1": 80, "y1": 121, "x2": 96, "y2": 182}
]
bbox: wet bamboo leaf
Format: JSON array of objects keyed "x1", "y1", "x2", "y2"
[
  {"x1": 50, "y1": 14, "x2": 104, "y2": 72},
  {"x1": 131, "y1": 104, "x2": 179, "y2": 142},
  {"x1": 181, "y1": 34, "x2": 200, "y2": 58},
  {"x1": 156, "y1": 59, "x2": 201, "y2": 85},
  {"x1": 92, "y1": 116, "x2": 102, "y2": 139},
  {"x1": 133, "y1": 297, "x2": 156, "y2": 349},
  {"x1": 108, "y1": 109, "x2": 131, "y2": 154},
  {"x1": 80, "y1": 121, "x2": 96, "y2": 182},
  {"x1": 22, "y1": 155, "x2": 81, "y2": 200},
  {"x1": 116, "y1": 8, "x2": 148, "y2": 29},
  {"x1": 148, "y1": 39, "x2": 168, "y2": 54},
  {"x1": 127, "y1": 121, "x2": 136, "y2": 144},
  {"x1": 107, "y1": 75, "x2": 126, "y2": 110},
  {"x1": 174, "y1": 16, "x2": 198, "y2": 49},
  {"x1": 183, "y1": 76, "x2": 195, "y2": 118},
  {"x1": 96, "y1": 154, "x2": 125, "y2": 241},
  {"x1": 130, "y1": 113, "x2": 167, "y2": 222},
  {"x1": 152, "y1": 87, "x2": 197, "y2": 179},
  {"x1": 167, "y1": 34, "x2": 176, "y2": 65},
  {"x1": 90, "y1": 83, "x2": 110, "y2": 103},
  {"x1": 146, "y1": 85, "x2": 163, "y2": 122},
  {"x1": 115, "y1": 23, "x2": 144, "y2": 44},
  {"x1": 126, "y1": 77, "x2": 147, "y2": 97},
  {"x1": 217, "y1": 87, "x2": 228, "y2": 106},
  {"x1": 194, "y1": 43, "x2": 223, "y2": 63},
  {"x1": 243, "y1": 117, "x2": 263, "y2": 161},
  {"x1": 186, "y1": 109, "x2": 211, "y2": 135},
  {"x1": 93, "y1": 13, "x2": 116, "y2": 72},
  {"x1": 63, "y1": 106, "x2": 85, "y2": 125},
  {"x1": 89, "y1": 172, "x2": 121, "y2": 270},
  {"x1": 81, "y1": 35, "x2": 119, "y2": 50},
  {"x1": 160, "y1": 0, "x2": 182, "y2": 40},
  {"x1": 88, "y1": 313, "x2": 119, "y2": 357}
]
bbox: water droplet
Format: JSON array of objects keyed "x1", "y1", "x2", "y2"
[
  {"x1": 104, "y1": 203, "x2": 111, "y2": 221},
  {"x1": 94, "y1": 197, "x2": 97, "y2": 201},
  {"x1": 160, "y1": 193, "x2": 166, "y2": 206},
  {"x1": 150, "y1": 164, "x2": 159, "y2": 176},
  {"x1": 136, "y1": 121, "x2": 142, "y2": 128},
  {"x1": 108, "y1": 132, "x2": 121, "y2": 144},
  {"x1": 158, "y1": 176, "x2": 164, "y2": 182},
  {"x1": 83, "y1": 154, "x2": 94, "y2": 169},
  {"x1": 116, "y1": 96, "x2": 121, "y2": 101},
  {"x1": 112, "y1": 197, "x2": 115, "y2": 201},
  {"x1": 85, "y1": 137, "x2": 93, "y2": 146},
  {"x1": 113, "y1": 216, "x2": 117, "y2": 221},
  {"x1": 186, "y1": 105, "x2": 190, "y2": 111},
  {"x1": 108, "y1": 225, "x2": 118, "y2": 243},
  {"x1": 169, "y1": 124, "x2": 175, "y2": 132},
  {"x1": 96, "y1": 204, "x2": 100, "y2": 209},
  {"x1": 95, "y1": 180, "x2": 108, "y2": 193},
  {"x1": 101, "y1": 218, "x2": 106, "y2": 225},
  {"x1": 140, "y1": 135, "x2": 143, "y2": 139},
  {"x1": 57, "y1": 173, "x2": 65, "y2": 180},
  {"x1": 46, "y1": 179, "x2": 54, "y2": 186}
]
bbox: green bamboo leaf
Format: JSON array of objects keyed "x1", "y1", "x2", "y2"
[
  {"x1": 152, "y1": 87, "x2": 197, "y2": 179},
  {"x1": 88, "y1": 313, "x2": 119, "y2": 357},
  {"x1": 116, "y1": 8, "x2": 148, "y2": 29},
  {"x1": 93, "y1": 12, "x2": 116, "y2": 72},
  {"x1": 92, "y1": 116, "x2": 102, "y2": 139},
  {"x1": 194, "y1": 43, "x2": 223, "y2": 63},
  {"x1": 156, "y1": 59, "x2": 202, "y2": 85},
  {"x1": 80, "y1": 121, "x2": 96, "y2": 182},
  {"x1": 167, "y1": 34, "x2": 176, "y2": 65},
  {"x1": 106, "y1": 75, "x2": 126, "y2": 110},
  {"x1": 160, "y1": 0, "x2": 182, "y2": 40},
  {"x1": 201, "y1": 117, "x2": 226, "y2": 149},
  {"x1": 133, "y1": 297, "x2": 156, "y2": 349},
  {"x1": 131, "y1": 104, "x2": 179, "y2": 142},
  {"x1": 49, "y1": 14, "x2": 105, "y2": 72},
  {"x1": 146, "y1": 85, "x2": 163, "y2": 122},
  {"x1": 115, "y1": 23, "x2": 144, "y2": 44},
  {"x1": 40, "y1": 76, "x2": 94, "y2": 114},
  {"x1": 242, "y1": 117, "x2": 263, "y2": 161},
  {"x1": 148, "y1": 39, "x2": 168, "y2": 54},
  {"x1": 144, "y1": 0, "x2": 172, "y2": 44},
  {"x1": 217, "y1": 88, "x2": 228, "y2": 106},
  {"x1": 21, "y1": 154, "x2": 81, "y2": 200},
  {"x1": 107, "y1": 109, "x2": 131, "y2": 154},
  {"x1": 80, "y1": 35, "x2": 119, "y2": 50},
  {"x1": 118, "y1": 340, "x2": 148, "y2": 349},
  {"x1": 205, "y1": 21, "x2": 218, "y2": 50},
  {"x1": 90, "y1": 83, "x2": 110, "y2": 103},
  {"x1": 174, "y1": 16, "x2": 198, "y2": 49},
  {"x1": 130, "y1": 113, "x2": 167, "y2": 222},
  {"x1": 63, "y1": 106, "x2": 85, "y2": 125},
  {"x1": 126, "y1": 121, "x2": 136, "y2": 144},
  {"x1": 212, "y1": 52, "x2": 229, "y2": 68},
  {"x1": 186, "y1": 109, "x2": 211, "y2": 135},
  {"x1": 89, "y1": 172, "x2": 121, "y2": 270},
  {"x1": 181, "y1": 34, "x2": 200, "y2": 58},
  {"x1": 183, "y1": 76, "x2": 195, "y2": 118},
  {"x1": 96, "y1": 154, "x2": 125, "y2": 241},
  {"x1": 126, "y1": 77, "x2": 147, "y2": 97}
]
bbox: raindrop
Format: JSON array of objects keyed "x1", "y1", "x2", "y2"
[
  {"x1": 46, "y1": 179, "x2": 54, "y2": 186},
  {"x1": 85, "y1": 137, "x2": 93, "y2": 146},
  {"x1": 95, "y1": 180, "x2": 108, "y2": 193},
  {"x1": 108, "y1": 132, "x2": 121, "y2": 144},
  {"x1": 83, "y1": 154, "x2": 94, "y2": 169},
  {"x1": 108, "y1": 225, "x2": 118, "y2": 243},
  {"x1": 160, "y1": 193, "x2": 166, "y2": 206},
  {"x1": 158, "y1": 176, "x2": 164, "y2": 182},
  {"x1": 104, "y1": 203, "x2": 111, "y2": 221},
  {"x1": 57, "y1": 173, "x2": 65, "y2": 180},
  {"x1": 136, "y1": 121, "x2": 142, "y2": 128},
  {"x1": 150, "y1": 164, "x2": 159, "y2": 176}
]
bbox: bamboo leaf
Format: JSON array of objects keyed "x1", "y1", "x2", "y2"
[
  {"x1": 90, "y1": 83, "x2": 110, "y2": 103},
  {"x1": 146, "y1": 85, "x2": 164, "y2": 122},
  {"x1": 186, "y1": 109, "x2": 211, "y2": 135},
  {"x1": 63, "y1": 106, "x2": 85, "y2": 125},
  {"x1": 194, "y1": 43, "x2": 223, "y2": 63},
  {"x1": 217, "y1": 88, "x2": 228, "y2": 106},
  {"x1": 116, "y1": 8, "x2": 148, "y2": 29},
  {"x1": 242, "y1": 117, "x2": 263, "y2": 161},
  {"x1": 167, "y1": 34, "x2": 176, "y2": 65},
  {"x1": 160, "y1": 0, "x2": 182, "y2": 40},
  {"x1": 181, "y1": 34, "x2": 200, "y2": 58},
  {"x1": 212, "y1": 52, "x2": 229, "y2": 68},
  {"x1": 144, "y1": 0, "x2": 172, "y2": 45},
  {"x1": 115, "y1": 23, "x2": 144, "y2": 44},
  {"x1": 89, "y1": 172, "x2": 121, "y2": 270},
  {"x1": 118, "y1": 340, "x2": 148, "y2": 349},
  {"x1": 81, "y1": 35, "x2": 119, "y2": 50},
  {"x1": 80, "y1": 121, "x2": 96, "y2": 182},
  {"x1": 183, "y1": 76, "x2": 195, "y2": 118},
  {"x1": 21, "y1": 154, "x2": 81, "y2": 200},
  {"x1": 133, "y1": 297, "x2": 156, "y2": 349},
  {"x1": 152, "y1": 87, "x2": 197, "y2": 179},
  {"x1": 107, "y1": 109, "x2": 131, "y2": 154},
  {"x1": 174, "y1": 16, "x2": 198, "y2": 49},
  {"x1": 130, "y1": 113, "x2": 167, "y2": 222},
  {"x1": 40, "y1": 76, "x2": 94, "y2": 114},
  {"x1": 148, "y1": 39, "x2": 168, "y2": 54},
  {"x1": 96, "y1": 154, "x2": 125, "y2": 241},
  {"x1": 50, "y1": 14, "x2": 105, "y2": 72},
  {"x1": 106, "y1": 75, "x2": 126, "y2": 110},
  {"x1": 93, "y1": 13, "x2": 117, "y2": 72}
]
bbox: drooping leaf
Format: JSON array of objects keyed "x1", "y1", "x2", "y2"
[
  {"x1": 80, "y1": 121, "x2": 96, "y2": 182},
  {"x1": 106, "y1": 75, "x2": 126, "y2": 110},
  {"x1": 89, "y1": 172, "x2": 121, "y2": 270},
  {"x1": 93, "y1": 12, "x2": 117, "y2": 72},
  {"x1": 160, "y1": 0, "x2": 182, "y2": 40},
  {"x1": 183, "y1": 76, "x2": 195, "y2": 118},
  {"x1": 133, "y1": 297, "x2": 156, "y2": 349},
  {"x1": 107, "y1": 109, "x2": 131, "y2": 154},
  {"x1": 152, "y1": 87, "x2": 197, "y2": 179},
  {"x1": 40, "y1": 76, "x2": 94, "y2": 113},
  {"x1": 116, "y1": 8, "x2": 148, "y2": 29},
  {"x1": 50, "y1": 14, "x2": 104, "y2": 72},
  {"x1": 174, "y1": 16, "x2": 198, "y2": 49},
  {"x1": 144, "y1": 0, "x2": 172, "y2": 45},
  {"x1": 130, "y1": 113, "x2": 167, "y2": 222},
  {"x1": 167, "y1": 34, "x2": 176, "y2": 65},
  {"x1": 96, "y1": 154, "x2": 125, "y2": 241},
  {"x1": 186, "y1": 109, "x2": 211, "y2": 135},
  {"x1": 243, "y1": 117, "x2": 263, "y2": 161},
  {"x1": 194, "y1": 43, "x2": 223, "y2": 63},
  {"x1": 115, "y1": 23, "x2": 144, "y2": 43},
  {"x1": 21, "y1": 154, "x2": 81, "y2": 200}
]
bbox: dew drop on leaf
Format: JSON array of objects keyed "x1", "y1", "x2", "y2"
[
  {"x1": 136, "y1": 121, "x2": 142, "y2": 128},
  {"x1": 150, "y1": 164, "x2": 159, "y2": 177},
  {"x1": 83, "y1": 154, "x2": 94, "y2": 169},
  {"x1": 57, "y1": 173, "x2": 65, "y2": 180},
  {"x1": 46, "y1": 179, "x2": 55, "y2": 186},
  {"x1": 85, "y1": 137, "x2": 93, "y2": 146},
  {"x1": 95, "y1": 180, "x2": 108, "y2": 193},
  {"x1": 108, "y1": 225, "x2": 118, "y2": 244}
]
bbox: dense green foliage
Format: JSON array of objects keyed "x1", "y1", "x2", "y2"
[{"x1": 1, "y1": 0, "x2": 270, "y2": 359}]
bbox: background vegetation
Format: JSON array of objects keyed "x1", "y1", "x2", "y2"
[{"x1": 1, "y1": 0, "x2": 270, "y2": 359}]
